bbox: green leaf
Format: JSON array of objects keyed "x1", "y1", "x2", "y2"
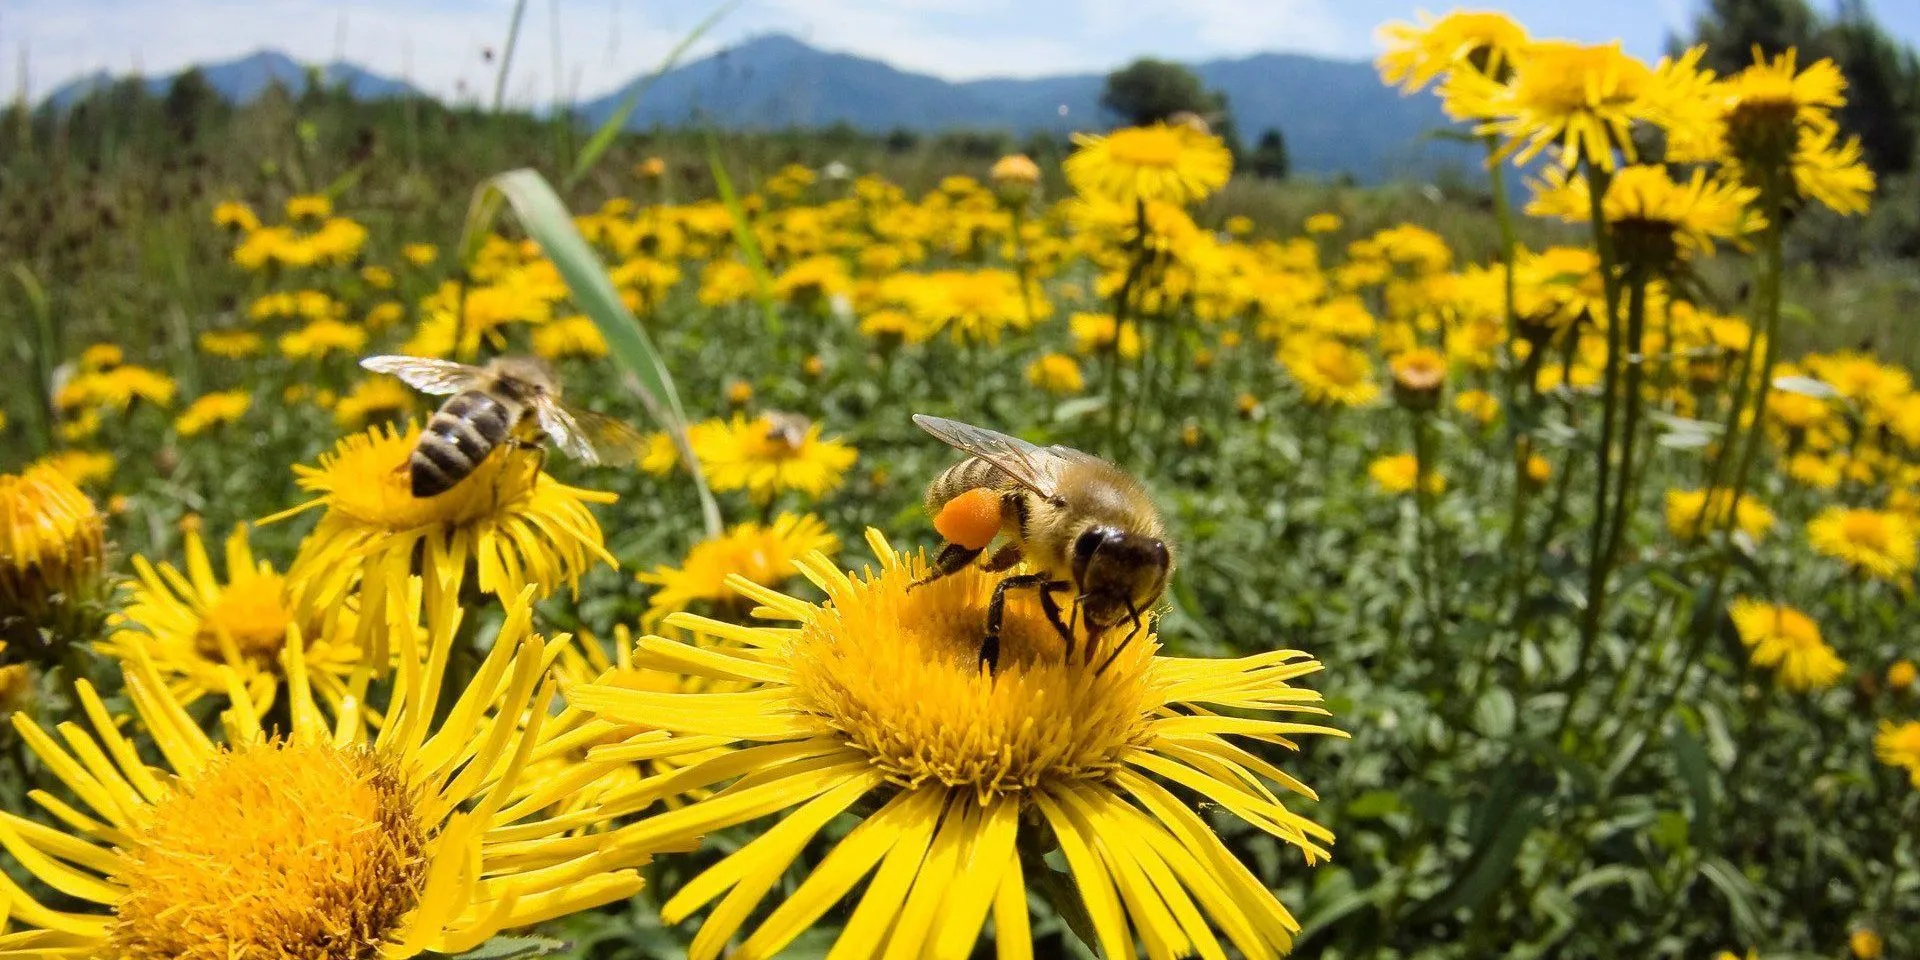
[
  {"x1": 1414, "y1": 796, "x2": 1542, "y2": 922},
  {"x1": 1667, "y1": 716, "x2": 1718, "y2": 846},
  {"x1": 441, "y1": 935, "x2": 569, "y2": 959},
  {"x1": 1344, "y1": 789, "x2": 1405, "y2": 820},
  {"x1": 1697, "y1": 856, "x2": 1762, "y2": 941},
  {"x1": 1473, "y1": 688, "x2": 1516, "y2": 738},
  {"x1": 704, "y1": 135, "x2": 782, "y2": 336},
  {"x1": 466, "y1": 168, "x2": 722, "y2": 537},
  {"x1": 563, "y1": 0, "x2": 742, "y2": 189},
  {"x1": 1051, "y1": 396, "x2": 1108, "y2": 422}
]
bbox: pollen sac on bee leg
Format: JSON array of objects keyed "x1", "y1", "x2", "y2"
[{"x1": 934, "y1": 487, "x2": 1003, "y2": 551}]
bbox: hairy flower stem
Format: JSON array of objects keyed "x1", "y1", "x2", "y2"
[
  {"x1": 1412, "y1": 412, "x2": 1445, "y2": 643},
  {"x1": 1560, "y1": 165, "x2": 1624, "y2": 740},
  {"x1": 1103, "y1": 200, "x2": 1149, "y2": 457}
]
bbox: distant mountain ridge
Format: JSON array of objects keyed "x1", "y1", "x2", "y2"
[
  {"x1": 44, "y1": 36, "x2": 1471, "y2": 183},
  {"x1": 44, "y1": 50, "x2": 419, "y2": 109}
]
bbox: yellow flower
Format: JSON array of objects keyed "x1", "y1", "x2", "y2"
[
  {"x1": 173, "y1": 390, "x2": 251, "y2": 437},
  {"x1": 1789, "y1": 125, "x2": 1875, "y2": 216},
  {"x1": 278, "y1": 317, "x2": 369, "y2": 361},
  {"x1": 198, "y1": 329, "x2": 263, "y2": 359},
  {"x1": 1388, "y1": 347, "x2": 1448, "y2": 408},
  {"x1": 1604, "y1": 165, "x2": 1759, "y2": 267},
  {"x1": 571, "y1": 532, "x2": 1341, "y2": 960},
  {"x1": 365, "y1": 301, "x2": 406, "y2": 330},
  {"x1": 1888, "y1": 659, "x2": 1916, "y2": 693},
  {"x1": 211, "y1": 200, "x2": 259, "y2": 231},
  {"x1": 1376, "y1": 9, "x2": 1529, "y2": 92},
  {"x1": 1524, "y1": 453, "x2": 1552, "y2": 486},
  {"x1": 1305, "y1": 212, "x2": 1343, "y2": 234},
  {"x1": 360, "y1": 264, "x2": 395, "y2": 289},
  {"x1": 638, "y1": 513, "x2": 839, "y2": 628},
  {"x1": 895, "y1": 269, "x2": 1046, "y2": 345},
  {"x1": 1807, "y1": 507, "x2": 1918, "y2": 582},
  {"x1": 1455, "y1": 389, "x2": 1500, "y2": 424},
  {"x1": 0, "y1": 588, "x2": 647, "y2": 959},
  {"x1": 267, "y1": 422, "x2": 618, "y2": 662},
  {"x1": 402, "y1": 242, "x2": 439, "y2": 266},
  {"x1": 1369, "y1": 453, "x2": 1444, "y2": 495},
  {"x1": 0, "y1": 465, "x2": 106, "y2": 622},
  {"x1": 694, "y1": 413, "x2": 858, "y2": 503},
  {"x1": 1071, "y1": 311, "x2": 1143, "y2": 359},
  {"x1": 1730, "y1": 598, "x2": 1844, "y2": 692},
  {"x1": 1026, "y1": 352, "x2": 1086, "y2": 395},
  {"x1": 1283, "y1": 338, "x2": 1380, "y2": 407},
  {"x1": 771, "y1": 255, "x2": 853, "y2": 307},
  {"x1": 98, "y1": 524, "x2": 360, "y2": 715},
  {"x1": 1787, "y1": 452, "x2": 1843, "y2": 490},
  {"x1": 1664, "y1": 488, "x2": 1775, "y2": 544},
  {"x1": 1065, "y1": 122, "x2": 1234, "y2": 206},
  {"x1": 331, "y1": 376, "x2": 416, "y2": 430},
  {"x1": 285, "y1": 193, "x2": 333, "y2": 221},
  {"x1": 32, "y1": 450, "x2": 115, "y2": 488},
  {"x1": 57, "y1": 364, "x2": 177, "y2": 412},
  {"x1": 1851, "y1": 928, "x2": 1884, "y2": 960},
  {"x1": 1444, "y1": 41, "x2": 1703, "y2": 171},
  {"x1": 1874, "y1": 720, "x2": 1920, "y2": 787},
  {"x1": 532, "y1": 314, "x2": 610, "y2": 360}
]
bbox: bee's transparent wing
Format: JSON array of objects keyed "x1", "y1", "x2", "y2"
[
  {"x1": 534, "y1": 398, "x2": 644, "y2": 467},
  {"x1": 912, "y1": 413, "x2": 1067, "y2": 498},
  {"x1": 360, "y1": 355, "x2": 483, "y2": 396}
]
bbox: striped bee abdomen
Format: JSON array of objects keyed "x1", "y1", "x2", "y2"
[
  {"x1": 925, "y1": 456, "x2": 1013, "y2": 514},
  {"x1": 410, "y1": 390, "x2": 515, "y2": 498}
]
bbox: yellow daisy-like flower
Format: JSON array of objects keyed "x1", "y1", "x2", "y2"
[
  {"x1": 1729, "y1": 598, "x2": 1844, "y2": 692},
  {"x1": 572, "y1": 531, "x2": 1342, "y2": 960},
  {"x1": 197, "y1": 329, "x2": 263, "y2": 359},
  {"x1": 1444, "y1": 41, "x2": 1702, "y2": 171},
  {"x1": 1376, "y1": 9, "x2": 1529, "y2": 92},
  {"x1": 1888, "y1": 659, "x2": 1917, "y2": 692},
  {"x1": 0, "y1": 588, "x2": 648, "y2": 959},
  {"x1": 1789, "y1": 125, "x2": 1876, "y2": 216},
  {"x1": 1806, "y1": 506, "x2": 1918, "y2": 582},
  {"x1": 694, "y1": 413, "x2": 858, "y2": 503},
  {"x1": 56, "y1": 365, "x2": 177, "y2": 412},
  {"x1": 0, "y1": 465, "x2": 106, "y2": 623},
  {"x1": 1065, "y1": 123, "x2": 1234, "y2": 207},
  {"x1": 1663, "y1": 488, "x2": 1775, "y2": 544},
  {"x1": 1873, "y1": 720, "x2": 1920, "y2": 788},
  {"x1": 31, "y1": 450, "x2": 115, "y2": 488},
  {"x1": 637, "y1": 513, "x2": 840, "y2": 628},
  {"x1": 1283, "y1": 338, "x2": 1380, "y2": 407},
  {"x1": 97, "y1": 524, "x2": 360, "y2": 715},
  {"x1": 1368, "y1": 453, "x2": 1444, "y2": 495},
  {"x1": 402, "y1": 242, "x2": 439, "y2": 267},
  {"x1": 1851, "y1": 928, "x2": 1885, "y2": 960},
  {"x1": 211, "y1": 200, "x2": 259, "y2": 232},
  {"x1": 532, "y1": 314, "x2": 610, "y2": 360},
  {"x1": 332, "y1": 376, "x2": 418, "y2": 430},
  {"x1": 172, "y1": 390, "x2": 251, "y2": 437},
  {"x1": 267, "y1": 422, "x2": 617, "y2": 661},
  {"x1": 278, "y1": 317, "x2": 369, "y2": 361},
  {"x1": 1454, "y1": 389, "x2": 1500, "y2": 424},
  {"x1": 285, "y1": 193, "x2": 333, "y2": 221},
  {"x1": 1070, "y1": 311, "x2": 1143, "y2": 360},
  {"x1": 1601, "y1": 165, "x2": 1759, "y2": 268},
  {"x1": 1026, "y1": 352, "x2": 1086, "y2": 395}
]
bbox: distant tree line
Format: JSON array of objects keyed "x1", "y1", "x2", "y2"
[{"x1": 1098, "y1": 58, "x2": 1290, "y2": 181}]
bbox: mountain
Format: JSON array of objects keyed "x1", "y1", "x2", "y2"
[
  {"x1": 579, "y1": 34, "x2": 1473, "y2": 183},
  {"x1": 42, "y1": 36, "x2": 1469, "y2": 183},
  {"x1": 43, "y1": 50, "x2": 419, "y2": 110}
]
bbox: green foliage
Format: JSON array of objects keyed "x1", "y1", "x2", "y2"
[
  {"x1": 1099, "y1": 57, "x2": 1219, "y2": 126},
  {"x1": 1249, "y1": 127, "x2": 1291, "y2": 180}
]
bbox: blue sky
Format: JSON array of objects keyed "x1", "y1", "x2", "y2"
[{"x1": 6, "y1": 0, "x2": 1919, "y2": 104}]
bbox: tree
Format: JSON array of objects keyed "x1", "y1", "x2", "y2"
[
  {"x1": 1248, "y1": 128, "x2": 1290, "y2": 180},
  {"x1": 1825, "y1": 1, "x2": 1920, "y2": 176},
  {"x1": 164, "y1": 67, "x2": 216, "y2": 140},
  {"x1": 1099, "y1": 59, "x2": 1214, "y2": 127},
  {"x1": 1678, "y1": 0, "x2": 1825, "y2": 75}
]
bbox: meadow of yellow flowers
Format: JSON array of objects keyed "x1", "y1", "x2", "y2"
[{"x1": 1, "y1": 9, "x2": 1917, "y2": 960}]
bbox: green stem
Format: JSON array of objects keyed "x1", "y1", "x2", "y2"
[{"x1": 491, "y1": 0, "x2": 530, "y2": 113}]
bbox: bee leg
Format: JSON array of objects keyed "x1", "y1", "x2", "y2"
[
  {"x1": 910, "y1": 543, "x2": 980, "y2": 591},
  {"x1": 1037, "y1": 583, "x2": 1075, "y2": 661},
  {"x1": 981, "y1": 572, "x2": 1050, "y2": 671},
  {"x1": 980, "y1": 542, "x2": 1024, "y2": 573},
  {"x1": 1093, "y1": 600, "x2": 1144, "y2": 678}
]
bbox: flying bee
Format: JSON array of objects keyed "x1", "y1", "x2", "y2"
[
  {"x1": 912, "y1": 414, "x2": 1172, "y2": 672},
  {"x1": 360, "y1": 354, "x2": 641, "y2": 498}
]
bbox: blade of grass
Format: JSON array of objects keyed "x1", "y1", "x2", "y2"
[
  {"x1": 491, "y1": 0, "x2": 530, "y2": 113},
  {"x1": 463, "y1": 168, "x2": 722, "y2": 537},
  {"x1": 8, "y1": 264, "x2": 56, "y2": 456},
  {"x1": 563, "y1": 0, "x2": 741, "y2": 191},
  {"x1": 703, "y1": 132, "x2": 780, "y2": 336}
]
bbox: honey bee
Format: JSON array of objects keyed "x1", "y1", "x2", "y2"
[
  {"x1": 762, "y1": 411, "x2": 812, "y2": 449},
  {"x1": 912, "y1": 414, "x2": 1172, "y2": 671},
  {"x1": 360, "y1": 354, "x2": 641, "y2": 497}
]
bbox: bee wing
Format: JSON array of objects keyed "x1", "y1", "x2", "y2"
[
  {"x1": 360, "y1": 355, "x2": 483, "y2": 396},
  {"x1": 913, "y1": 414, "x2": 1067, "y2": 498},
  {"x1": 533, "y1": 398, "x2": 644, "y2": 467}
]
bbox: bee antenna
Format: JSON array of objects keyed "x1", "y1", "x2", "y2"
[{"x1": 1093, "y1": 600, "x2": 1142, "y2": 678}]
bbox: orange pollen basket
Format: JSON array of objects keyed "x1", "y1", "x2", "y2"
[{"x1": 935, "y1": 487, "x2": 1003, "y2": 550}]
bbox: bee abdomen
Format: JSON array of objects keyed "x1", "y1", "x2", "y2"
[
  {"x1": 411, "y1": 391, "x2": 513, "y2": 498},
  {"x1": 926, "y1": 456, "x2": 1009, "y2": 513}
]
